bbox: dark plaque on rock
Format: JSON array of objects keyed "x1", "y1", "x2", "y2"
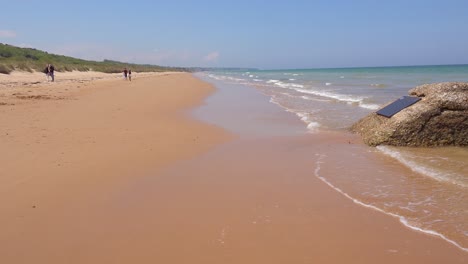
[{"x1": 376, "y1": 96, "x2": 421, "y2": 118}]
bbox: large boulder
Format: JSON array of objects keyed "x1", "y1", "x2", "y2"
[{"x1": 351, "y1": 82, "x2": 468, "y2": 146}]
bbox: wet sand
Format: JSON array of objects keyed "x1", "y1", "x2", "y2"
[
  {"x1": 116, "y1": 135, "x2": 467, "y2": 263},
  {"x1": 192, "y1": 76, "x2": 467, "y2": 263},
  {"x1": 0, "y1": 72, "x2": 466, "y2": 263}
]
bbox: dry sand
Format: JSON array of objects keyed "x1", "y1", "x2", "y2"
[
  {"x1": 0, "y1": 71, "x2": 466, "y2": 263},
  {"x1": 0, "y1": 70, "x2": 169, "y2": 105},
  {"x1": 0, "y1": 72, "x2": 231, "y2": 262}
]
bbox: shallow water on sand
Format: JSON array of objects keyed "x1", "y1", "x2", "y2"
[
  {"x1": 202, "y1": 67, "x2": 468, "y2": 193},
  {"x1": 119, "y1": 135, "x2": 466, "y2": 263},
  {"x1": 196, "y1": 73, "x2": 468, "y2": 252}
]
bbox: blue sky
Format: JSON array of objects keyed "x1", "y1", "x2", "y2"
[{"x1": 1, "y1": 0, "x2": 467, "y2": 69}]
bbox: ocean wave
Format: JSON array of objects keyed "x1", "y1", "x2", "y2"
[
  {"x1": 206, "y1": 74, "x2": 247, "y2": 83},
  {"x1": 206, "y1": 74, "x2": 246, "y2": 82},
  {"x1": 227, "y1": 76, "x2": 245, "y2": 82},
  {"x1": 313, "y1": 154, "x2": 468, "y2": 253},
  {"x1": 360, "y1": 103, "x2": 381, "y2": 110},
  {"x1": 295, "y1": 112, "x2": 320, "y2": 131},
  {"x1": 295, "y1": 88, "x2": 379, "y2": 110},
  {"x1": 273, "y1": 81, "x2": 304, "y2": 89},
  {"x1": 207, "y1": 73, "x2": 380, "y2": 110},
  {"x1": 207, "y1": 74, "x2": 224, "y2": 80},
  {"x1": 376, "y1": 146, "x2": 468, "y2": 188},
  {"x1": 267, "y1": 97, "x2": 320, "y2": 132}
]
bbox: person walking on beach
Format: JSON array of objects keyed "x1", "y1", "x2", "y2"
[
  {"x1": 43, "y1": 64, "x2": 50, "y2": 81},
  {"x1": 128, "y1": 69, "x2": 132, "y2": 81},
  {"x1": 48, "y1": 64, "x2": 55, "y2": 82},
  {"x1": 123, "y1": 68, "x2": 128, "y2": 80}
]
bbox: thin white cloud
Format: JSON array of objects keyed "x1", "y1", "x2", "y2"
[
  {"x1": 203, "y1": 51, "x2": 220, "y2": 62},
  {"x1": 0, "y1": 30, "x2": 17, "y2": 38}
]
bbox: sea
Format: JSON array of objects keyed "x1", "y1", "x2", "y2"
[{"x1": 200, "y1": 64, "x2": 468, "y2": 252}]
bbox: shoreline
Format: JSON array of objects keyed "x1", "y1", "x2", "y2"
[
  {"x1": 313, "y1": 152, "x2": 468, "y2": 253},
  {"x1": 0, "y1": 71, "x2": 466, "y2": 263},
  {"x1": 199, "y1": 71, "x2": 468, "y2": 254},
  {"x1": 195, "y1": 74, "x2": 468, "y2": 260}
]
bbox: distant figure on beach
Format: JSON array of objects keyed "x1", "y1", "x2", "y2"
[
  {"x1": 43, "y1": 64, "x2": 55, "y2": 82},
  {"x1": 128, "y1": 69, "x2": 132, "y2": 81},
  {"x1": 43, "y1": 64, "x2": 50, "y2": 81},
  {"x1": 48, "y1": 64, "x2": 55, "y2": 82},
  {"x1": 123, "y1": 68, "x2": 128, "y2": 80}
]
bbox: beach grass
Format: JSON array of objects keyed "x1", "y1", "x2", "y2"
[{"x1": 0, "y1": 43, "x2": 187, "y2": 74}]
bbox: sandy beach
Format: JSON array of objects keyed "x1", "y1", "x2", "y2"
[
  {"x1": 0, "y1": 72, "x2": 231, "y2": 262},
  {"x1": 0, "y1": 71, "x2": 466, "y2": 263}
]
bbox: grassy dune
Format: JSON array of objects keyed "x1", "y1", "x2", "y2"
[{"x1": 0, "y1": 43, "x2": 186, "y2": 74}]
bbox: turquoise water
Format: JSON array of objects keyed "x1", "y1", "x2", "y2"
[
  {"x1": 202, "y1": 65, "x2": 468, "y2": 251},
  {"x1": 206, "y1": 64, "x2": 468, "y2": 130}
]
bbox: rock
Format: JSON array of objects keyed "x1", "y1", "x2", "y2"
[{"x1": 351, "y1": 82, "x2": 468, "y2": 147}]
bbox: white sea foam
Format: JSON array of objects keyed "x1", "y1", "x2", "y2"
[
  {"x1": 273, "y1": 81, "x2": 304, "y2": 89},
  {"x1": 207, "y1": 74, "x2": 224, "y2": 81},
  {"x1": 295, "y1": 112, "x2": 320, "y2": 131},
  {"x1": 360, "y1": 103, "x2": 381, "y2": 110},
  {"x1": 289, "y1": 78, "x2": 296, "y2": 81},
  {"x1": 306, "y1": 121, "x2": 321, "y2": 130},
  {"x1": 264, "y1": 80, "x2": 380, "y2": 110},
  {"x1": 296, "y1": 88, "x2": 361, "y2": 102},
  {"x1": 313, "y1": 154, "x2": 468, "y2": 253},
  {"x1": 267, "y1": 97, "x2": 320, "y2": 132},
  {"x1": 325, "y1": 82, "x2": 332, "y2": 86},
  {"x1": 376, "y1": 146, "x2": 467, "y2": 188},
  {"x1": 209, "y1": 74, "x2": 378, "y2": 110},
  {"x1": 227, "y1": 76, "x2": 245, "y2": 82},
  {"x1": 295, "y1": 88, "x2": 379, "y2": 110},
  {"x1": 207, "y1": 74, "x2": 244, "y2": 82}
]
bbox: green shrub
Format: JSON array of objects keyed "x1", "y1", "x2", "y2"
[
  {"x1": 0, "y1": 51, "x2": 13, "y2": 58},
  {"x1": 0, "y1": 43, "x2": 185, "y2": 74},
  {"x1": 25, "y1": 54, "x2": 39, "y2": 60}
]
